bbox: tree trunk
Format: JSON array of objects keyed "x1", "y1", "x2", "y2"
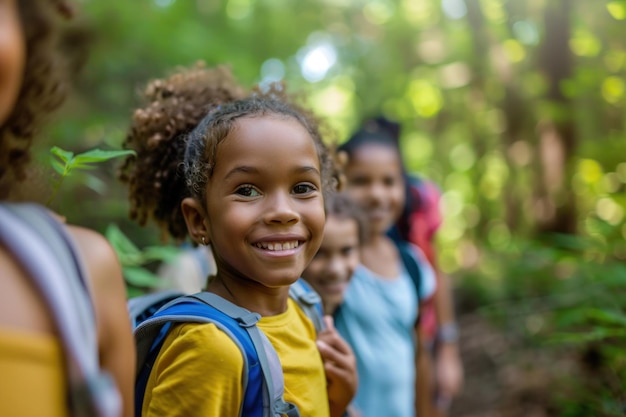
[{"x1": 535, "y1": 0, "x2": 578, "y2": 235}]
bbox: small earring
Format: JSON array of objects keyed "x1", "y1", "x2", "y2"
[{"x1": 201, "y1": 236, "x2": 206, "y2": 245}]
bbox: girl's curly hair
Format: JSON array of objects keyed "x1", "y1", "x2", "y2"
[
  {"x1": 0, "y1": 0, "x2": 75, "y2": 198},
  {"x1": 119, "y1": 62, "x2": 335, "y2": 241}
]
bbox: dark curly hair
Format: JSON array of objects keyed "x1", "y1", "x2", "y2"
[
  {"x1": 0, "y1": 0, "x2": 75, "y2": 198},
  {"x1": 119, "y1": 63, "x2": 335, "y2": 241}
]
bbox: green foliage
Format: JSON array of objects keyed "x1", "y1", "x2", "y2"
[
  {"x1": 48, "y1": 146, "x2": 135, "y2": 206},
  {"x1": 105, "y1": 224, "x2": 180, "y2": 297},
  {"x1": 47, "y1": 146, "x2": 168, "y2": 297},
  {"x1": 457, "y1": 219, "x2": 626, "y2": 416}
]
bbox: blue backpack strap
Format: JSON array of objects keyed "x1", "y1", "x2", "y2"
[
  {"x1": 134, "y1": 293, "x2": 300, "y2": 417},
  {"x1": 395, "y1": 241, "x2": 423, "y2": 314},
  {"x1": 388, "y1": 229, "x2": 423, "y2": 304},
  {"x1": 0, "y1": 203, "x2": 121, "y2": 417},
  {"x1": 289, "y1": 278, "x2": 326, "y2": 333}
]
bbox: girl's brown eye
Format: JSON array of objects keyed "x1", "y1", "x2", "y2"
[
  {"x1": 293, "y1": 184, "x2": 316, "y2": 194},
  {"x1": 349, "y1": 176, "x2": 369, "y2": 186},
  {"x1": 235, "y1": 186, "x2": 260, "y2": 197}
]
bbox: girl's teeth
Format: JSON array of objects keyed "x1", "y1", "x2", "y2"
[{"x1": 256, "y1": 241, "x2": 300, "y2": 251}]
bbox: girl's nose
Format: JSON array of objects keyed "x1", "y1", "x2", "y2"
[
  {"x1": 325, "y1": 256, "x2": 344, "y2": 279},
  {"x1": 368, "y1": 182, "x2": 386, "y2": 203},
  {"x1": 264, "y1": 192, "x2": 299, "y2": 224}
]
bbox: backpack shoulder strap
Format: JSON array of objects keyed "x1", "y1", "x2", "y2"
[
  {"x1": 396, "y1": 241, "x2": 423, "y2": 304},
  {"x1": 289, "y1": 278, "x2": 326, "y2": 332},
  {"x1": 134, "y1": 293, "x2": 300, "y2": 417},
  {"x1": 189, "y1": 293, "x2": 299, "y2": 417},
  {"x1": 0, "y1": 203, "x2": 120, "y2": 417}
]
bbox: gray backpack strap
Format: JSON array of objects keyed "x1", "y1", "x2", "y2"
[
  {"x1": 289, "y1": 279, "x2": 326, "y2": 333},
  {"x1": 190, "y1": 292, "x2": 300, "y2": 417},
  {"x1": 128, "y1": 289, "x2": 185, "y2": 329},
  {"x1": 0, "y1": 203, "x2": 121, "y2": 417}
]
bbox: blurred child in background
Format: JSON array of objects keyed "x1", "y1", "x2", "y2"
[
  {"x1": 302, "y1": 192, "x2": 367, "y2": 316},
  {"x1": 367, "y1": 117, "x2": 463, "y2": 417},
  {"x1": 0, "y1": 1, "x2": 135, "y2": 416},
  {"x1": 302, "y1": 191, "x2": 366, "y2": 417},
  {"x1": 334, "y1": 121, "x2": 437, "y2": 417}
]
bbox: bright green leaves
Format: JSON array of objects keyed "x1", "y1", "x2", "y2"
[
  {"x1": 47, "y1": 146, "x2": 135, "y2": 206},
  {"x1": 49, "y1": 147, "x2": 135, "y2": 175},
  {"x1": 105, "y1": 224, "x2": 180, "y2": 296}
]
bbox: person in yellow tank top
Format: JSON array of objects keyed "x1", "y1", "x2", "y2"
[
  {"x1": 120, "y1": 63, "x2": 357, "y2": 417},
  {"x1": 0, "y1": 1, "x2": 135, "y2": 417}
]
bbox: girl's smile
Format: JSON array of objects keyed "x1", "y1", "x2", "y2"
[{"x1": 251, "y1": 234, "x2": 304, "y2": 256}]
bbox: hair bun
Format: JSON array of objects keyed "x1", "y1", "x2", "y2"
[{"x1": 364, "y1": 116, "x2": 401, "y2": 142}]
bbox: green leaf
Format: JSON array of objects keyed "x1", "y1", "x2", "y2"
[
  {"x1": 50, "y1": 146, "x2": 74, "y2": 163},
  {"x1": 73, "y1": 148, "x2": 136, "y2": 164},
  {"x1": 142, "y1": 245, "x2": 182, "y2": 263},
  {"x1": 105, "y1": 224, "x2": 142, "y2": 263},
  {"x1": 123, "y1": 266, "x2": 162, "y2": 287},
  {"x1": 586, "y1": 308, "x2": 626, "y2": 327},
  {"x1": 49, "y1": 157, "x2": 67, "y2": 175},
  {"x1": 70, "y1": 163, "x2": 99, "y2": 171}
]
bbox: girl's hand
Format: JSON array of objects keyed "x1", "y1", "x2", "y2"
[
  {"x1": 316, "y1": 315, "x2": 358, "y2": 417},
  {"x1": 434, "y1": 343, "x2": 464, "y2": 413}
]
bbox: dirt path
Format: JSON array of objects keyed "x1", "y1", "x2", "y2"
[{"x1": 448, "y1": 312, "x2": 576, "y2": 417}]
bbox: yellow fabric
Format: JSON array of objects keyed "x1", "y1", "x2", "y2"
[
  {"x1": 0, "y1": 327, "x2": 67, "y2": 417},
  {"x1": 143, "y1": 298, "x2": 330, "y2": 417},
  {"x1": 259, "y1": 298, "x2": 329, "y2": 417}
]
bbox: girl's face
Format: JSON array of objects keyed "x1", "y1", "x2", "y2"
[
  {"x1": 0, "y1": 0, "x2": 25, "y2": 124},
  {"x1": 302, "y1": 215, "x2": 360, "y2": 315},
  {"x1": 345, "y1": 143, "x2": 405, "y2": 237},
  {"x1": 204, "y1": 115, "x2": 326, "y2": 290}
]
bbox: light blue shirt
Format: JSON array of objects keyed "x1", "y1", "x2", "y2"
[{"x1": 335, "y1": 246, "x2": 436, "y2": 417}]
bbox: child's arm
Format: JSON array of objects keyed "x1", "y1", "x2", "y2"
[
  {"x1": 432, "y1": 270, "x2": 463, "y2": 410},
  {"x1": 316, "y1": 316, "x2": 358, "y2": 417}
]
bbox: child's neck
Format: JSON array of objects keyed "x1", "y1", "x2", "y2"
[
  {"x1": 360, "y1": 233, "x2": 400, "y2": 280},
  {"x1": 207, "y1": 275, "x2": 290, "y2": 317}
]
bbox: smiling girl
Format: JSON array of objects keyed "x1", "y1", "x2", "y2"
[
  {"x1": 302, "y1": 192, "x2": 367, "y2": 316},
  {"x1": 119, "y1": 63, "x2": 355, "y2": 417},
  {"x1": 334, "y1": 122, "x2": 437, "y2": 417}
]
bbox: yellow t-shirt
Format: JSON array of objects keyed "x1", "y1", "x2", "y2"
[
  {"x1": 143, "y1": 298, "x2": 330, "y2": 417},
  {"x1": 0, "y1": 327, "x2": 67, "y2": 417}
]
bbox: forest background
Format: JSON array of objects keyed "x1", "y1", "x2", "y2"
[{"x1": 34, "y1": 0, "x2": 626, "y2": 416}]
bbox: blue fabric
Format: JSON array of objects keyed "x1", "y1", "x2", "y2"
[
  {"x1": 335, "y1": 264, "x2": 418, "y2": 417},
  {"x1": 137, "y1": 301, "x2": 264, "y2": 417}
]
